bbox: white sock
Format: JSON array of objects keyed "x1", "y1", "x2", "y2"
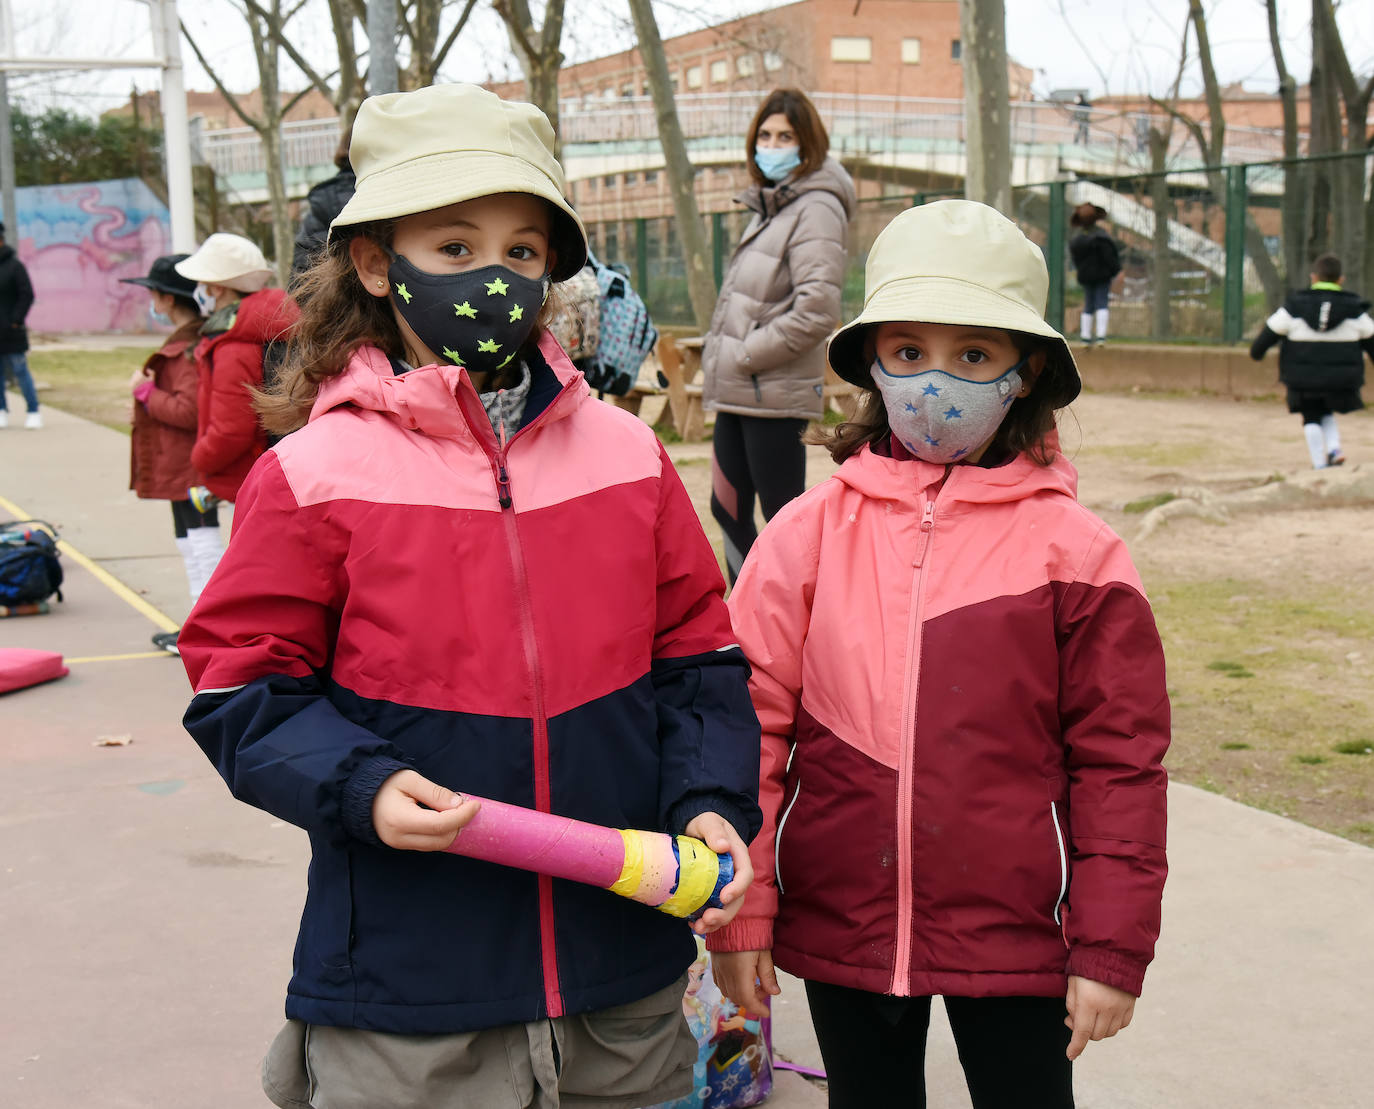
[
  {"x1": 1303, "y1": 423, "x2": 1327, "y2": 468},
  {"x1": 1081, "y1": 312, "x2": 1093, "y2": 341},
  {"x1": 1095, "y1": 308, "x2": 1110, "y2": 341},
  {"x1": 1320, "y1": 414, "x2": 1341, "y2": 457},
  {"x1": 186, "y1": 526, "x2": 224, "y2": 600},
  {"x1": 175, "y1": 535, "x2": 199, "y2": 601}
]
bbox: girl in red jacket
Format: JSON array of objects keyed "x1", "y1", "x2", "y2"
[
  {"x1": 711, "y1": 200, "x2": 1170, "y2": 1108},
  {"x1": 177, "y1": 83, "x2": 760, "y2": 1109},
  {"x1": 120, "y1": 254, "x2": 217, "y2": 654}
]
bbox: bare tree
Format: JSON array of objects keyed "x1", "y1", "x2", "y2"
[
  {"x1": 1149, "y1": 0, "x2": 1282, "y2": 308},
  {"x1": 958, "y1": 0, "x2": 1011, "y2": 214},
  {"x1": 1265, "y1": 0, "x2": 1304, "y2": 289},
  {"x1": 492, "y1": 0, "x2": 567, "y2": 149},
  {"x1": 397, "y1": 0, "x2": 483, "y2": 90},
  {"x1": 182, "y1": 0, "x2": 311, "y2": 286},
  {"x1": 627, "y1": 0, "x2": 716, "y2": 331}
]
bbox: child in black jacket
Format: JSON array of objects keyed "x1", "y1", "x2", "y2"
[{"x1": 1250, "y1": 253, "x2": 1374, "y2": 468}]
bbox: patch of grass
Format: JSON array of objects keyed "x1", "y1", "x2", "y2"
[
  {"x1": 1080, "y1": 442, "x2": 1212, "y2": 468},
  {"x1": 1207, "y1": 659, "x2": 1255, "y2": 678},
  {"x1": 1124, "y1": 491, "x2": 1177, "y2": 514},
  {"x1": 1219, "y1": 742, "x2": 1252, "y2": 750},
  {"x1": 1293, "y1": 754, "x2": 1328, "y2": 765},
  {"x1": 1333, "y1": 740, "x2": 1374, "y2": 756},
  {"x1": 28, "y1": 346, "x2": 157, "y2": 434}
]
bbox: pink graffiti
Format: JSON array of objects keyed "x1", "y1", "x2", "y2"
[{"x1": 20, "y1": 184, "x2": 172, "y2": 335}]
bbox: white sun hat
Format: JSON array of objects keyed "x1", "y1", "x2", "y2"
[{"x1": 174, "y1": 233, "x2": 274, "y2": 293}]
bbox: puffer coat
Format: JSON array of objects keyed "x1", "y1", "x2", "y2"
[
  {"x1": 702, "y1": 158, "x2": 855, "y2": 421},
  {"x1": 130, "y1": 321, "x2": 201, "y2": 501}
]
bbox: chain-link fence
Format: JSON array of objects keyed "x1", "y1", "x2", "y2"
[{"x1": 583, "y1": 150, "x2": 1374, "y2": 344}]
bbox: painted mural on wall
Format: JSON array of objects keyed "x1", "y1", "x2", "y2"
[{"x1": 17, "y1": 178, "x2": 171, "y2": 334}]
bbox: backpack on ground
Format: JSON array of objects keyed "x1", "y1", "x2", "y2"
[
  {"x1": 583, "y1": 252, "x2": 658, "y2": 397},
  {"x1": 0, "y1": 520, "x2": 63, "y2": 607},
  {"x1": 548, "y1": 265, "x2": 602, "y2": 363}
]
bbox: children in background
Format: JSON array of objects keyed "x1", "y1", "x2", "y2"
[
  {"x1": 710, "y1": 200, "x2": 1170, "y2": 1109},
  {"x1": 1068, "y1": 202, "x2": 1121, "y2": 347},
  {"x1": 174, "y1": 233, "x2": 298, "y2": 504},
  {"x1": 119, "y1": 255, "x2": 215, "y2": 655},
  {"x1": 177, "y1": 82, "x2": 760, "y2": 1109},
  {"x1": 1249, "y1": 252, "x2": 1374, "y2": 469}
]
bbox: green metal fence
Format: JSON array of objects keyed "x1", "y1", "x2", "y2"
[{"x1": 582, "y1": 150, "x2": 1374, "y2": 345}]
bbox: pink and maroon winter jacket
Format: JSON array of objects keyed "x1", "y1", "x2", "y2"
[
  {"x1": 178, "y1": 333, "x2": 762, "y2": 1035},
  {"x1": 709, "y1": 443, "x2": 1169, "y2": 999}
]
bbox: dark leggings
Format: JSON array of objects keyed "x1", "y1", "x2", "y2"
[
  {"x1": 170, "y1": 499, "x2": 220, "y2": 538},
  {"x1": 805, "y1": 981, "x2": 1074, "y2": 1109},
  {"x1": 709, "y1": 411, "x2": 808, "y2": 583}
]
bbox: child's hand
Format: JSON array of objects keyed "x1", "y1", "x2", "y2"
[
  {"x1": 684, "y1": 811, "x2": 754, "y2": 934},
  {"x1": 712, "y1": 949, "x2": 780, "y2": 1017},
  {"x1": 371, "y1": 769, "x2": 481, "y2": 851},
  {"x1": 1064, "y1": 975, "x2": 1136, "y2": 1060},
  {"x1": 128, "y1": 366, "x2": 152, "y2": 392}
]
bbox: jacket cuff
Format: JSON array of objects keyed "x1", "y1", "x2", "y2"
[
  {"x1": 1066, "y1": 946, "x2": 1148, "y2": 998},
  {"x1": 340, "y1": 755, "x2": 412, "y2": 846},
  {"x1": 666, "y1": 795, "x2": 751, "y2": 843},
  {"x1": 706, "y1": 915, "x2": 774, "y2": 953},
  {"x1": 132, "y1": 380, "x2": 156, "y2": 404}
]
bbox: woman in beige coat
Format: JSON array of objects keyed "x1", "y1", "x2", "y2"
[{"x1": 702, "y1": 88, "x2": 855, "y2": 583}]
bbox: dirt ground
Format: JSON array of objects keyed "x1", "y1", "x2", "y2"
[{"x1": 659, "y1": 388, "x2": 1374, "y2": 847}]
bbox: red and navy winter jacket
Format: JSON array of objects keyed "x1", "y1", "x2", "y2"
[
  {"x1": 708, "y1": 442, "x2": 1169, "y2": 999},
  {"x1": 179, "y1": 333, "x2": 762, "y2": 1035}
]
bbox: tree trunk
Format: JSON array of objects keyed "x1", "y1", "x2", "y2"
[
  {"x1": 627, "y1": 0, "x2": 716, "y2": 332},
  {"x1": 1149, "y1": 128, "x2": 1172, "y2": 340},
  {"x1": 1266, "y1": 0, "x2": 1304, "y2": 290},
  {"x1": 958, "y1": 0, "x2": 1011, "y2": 214},
  {"x1": 248, "y1": 2, "x2": 293, "y2": 287},
  {"x1": 494, "y1": 0, "x2": 566, "y2": 156}
]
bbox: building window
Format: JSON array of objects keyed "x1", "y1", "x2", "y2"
[
  {"x1": 625, "y1": 172, "x2": 639, "y2": 187},
  {"x1": 902, "y1": 38, "x2": 921, "y2": 65},
  {"x1": 644, "y1": 169, "x2": 658, "y2": 185},
  {"x1": 736, "y1": 55, "x2": 755, "y2": 77},
  {"x1": 830, "y1": 37, "x2": 872, "y2": 63},
  {"x1": 686, "y1": 65, "x2": 703, "y2": 89},
  {"x1": 642, "y1": 81, "x2": 651, "y2": 96},
  {"x1": 951, "y1": 39, "x2": 962, "y2": 60},
  {"x1": 764, "y1": 49, "x2": 783, "y2": 71},
  {"x1": 710, "y1": 59, "x2": 729, "y2": 83},
  {"x1": 621, "y1": 84, "x2": 635, "y2": 98},
  {"x1": 671, "y1": 72, "x2": 681, "y2": 91},
  {"x1": 603, "y1": 174, "x2": 617, "y2": 188}
]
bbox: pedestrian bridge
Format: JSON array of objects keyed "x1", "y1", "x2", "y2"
[{"x1": 199, "y1": 90, "x2": 1290, "y2": 207}]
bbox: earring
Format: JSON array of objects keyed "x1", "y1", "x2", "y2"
[{"x1": 377, "y1": 280, "x2": 385, "y2": 289}]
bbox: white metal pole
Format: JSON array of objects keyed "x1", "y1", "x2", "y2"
[
  {"x1": 0, "y1": 0, "x2": 16, "y2": 237},
  {"x1": 153, "y1": 0, "x2": 196, "y2": 251}
]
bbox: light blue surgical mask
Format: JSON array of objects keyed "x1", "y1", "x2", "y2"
[
  {"x1": 871, "y1": 355, "x2": 1027, "y2": 463},
  {"x1": 754, "y1": 145, "x2": 801, "y2": 183},
  {"x1": 193, "y1": 284, "x2": 216, "y2": 315},
  {"x1": 148, "y1": 303, "x2": 173, "y2": 328}
]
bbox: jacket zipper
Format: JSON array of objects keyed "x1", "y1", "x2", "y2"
[
  {"x1": 1050, "y1": 801, "x2": 1069, "y2": 926},
  {"x1": 774, "y1": 778, "x2": 803, "y2": 896},
  {"x1": 751, "y1": 374, "x2": 763, "y2": 402},
  {"x1": 485, "y1": 403, "x2": 562, "y2": 1019},
  {"x1": 892, "y1": 481, "x2": 943, "y2": 994}
]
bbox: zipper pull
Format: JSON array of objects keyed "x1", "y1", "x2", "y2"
[
  {"x1": 496, "y1": 451, "x2": 513, "y2": 509},
  {"x1": 913, "y1": 499, "x2": 935, "y2": 567}
]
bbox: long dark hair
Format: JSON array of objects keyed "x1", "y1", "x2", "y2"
[
  {"x1": 808, "y1": 329, "x2": 1061, "y2": 466},
  {"x1": 745, "y1": 88, "x2": 830, "y2": 187}
]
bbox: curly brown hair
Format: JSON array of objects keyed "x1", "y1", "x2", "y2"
[
  {"x1": 808, "y1": 329, "x2": 1061, "y2": 466},
  {"x1": 257, "y1": 220, "x2": 560, "y2": 437}
]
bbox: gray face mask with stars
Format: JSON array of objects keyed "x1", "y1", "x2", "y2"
[
  {"x1": 870, "y1": 354, "x2": 1026, "y2": 463},
  {"x1": 386, "y1": 255, "x2": 548, "y2": 375}
]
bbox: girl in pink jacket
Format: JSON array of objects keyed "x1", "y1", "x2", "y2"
[{"x1": 710, "y1": 200, "x2": 1170, "y2": 1108}]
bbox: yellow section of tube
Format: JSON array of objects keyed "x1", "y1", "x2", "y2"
[
  {"x1": 659, "y1": 835, "x2": 721, "y2": 918},
  {"x1": 609, "y1": 828, "x2": 647, "y2": 898}
]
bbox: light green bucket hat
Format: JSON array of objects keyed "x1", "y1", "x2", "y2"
[
  {"x1": 330, "y1": 83, "x2": 588, "y2": 281},
  {"x1": 828, "y1": 200, "x2": 1081, "y2": 408}
]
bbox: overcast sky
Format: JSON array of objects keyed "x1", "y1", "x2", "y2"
[{"x1": 6, "y1": 0, "x2": 1373, "y2": 117}]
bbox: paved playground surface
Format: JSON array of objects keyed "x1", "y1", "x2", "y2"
[{"x1": 3, "y1": 399, "x2": 1373, "y2": 1108}]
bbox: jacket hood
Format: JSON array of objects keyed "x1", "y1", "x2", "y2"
[
  {"x1": 832, "y1": 432, "x2": 1079, "y2": 507},
  {"x1": 310, "y1": 328, "x2": 588, "y2": 441},
  {"x1": 210, "y1": 287, "x2": 300, "y2": 345},
  {"x1": 1285, "y1": 286, "x2": 1371, "y2": 331},
  {"x1": 741, "y1": 156, "x2": 856, "y2": 221},
  {"x1": 0, "y1": 244, "x2": 14, "y2": 264}
]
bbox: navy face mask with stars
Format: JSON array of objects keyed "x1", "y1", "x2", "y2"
[
  {"x1": 386, "y1": 254, "x2": 548, "y2": 375},
  {"x1": 870, "y1": 354, "x2": 1026, "y2": 463}
]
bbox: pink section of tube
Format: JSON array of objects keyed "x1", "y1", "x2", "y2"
[{"x1": 444, "y1": 795, "x2": 627, "y2": 888}]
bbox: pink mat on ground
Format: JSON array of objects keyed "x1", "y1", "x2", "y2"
[{"x1": 0, "y1": 648, "x2": 69, "y2": 694}]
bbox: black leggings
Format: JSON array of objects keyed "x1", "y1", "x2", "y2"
[
  {"x1": 805, "y1": 981, "x2": 1074, "y2": 1109},
  {"x1": 170, "y1": 499, "x2": 220, "y2": 538},
  {"x1": 709, "y1": 411, "x2": 808, "y2": 583}
]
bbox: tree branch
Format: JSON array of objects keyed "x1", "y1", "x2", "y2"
[
  {"x1": 242, "y1": 0, "x2": 334, "y2": 99},
  {"x1": 181, "y1": 21, "x2": 265, "y2": 135},
  {"x1": 492, "y1": 0, "x2": 540, "y2": 66},
  {"x1": 431, "y1": 0, "x2": 480, "y2": 73}
]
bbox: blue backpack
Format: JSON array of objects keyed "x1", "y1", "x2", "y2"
[
  {"x1": 0, "y1": 520, "x2": 63, "y2": 607},
  {"x1": 583, "y1": 252, "x2": 658, "y2": 397}
]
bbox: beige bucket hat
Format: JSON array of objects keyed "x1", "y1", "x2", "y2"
[
  {"x1": 330, "y1": 83, "x2": 588, "y2": 281},
  {"x1": 828, "y1": 200, "x2": 1081, "y2": 408},
  {"x1": 175, "y1": 233, "x2": 274, "y2": 292}
]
